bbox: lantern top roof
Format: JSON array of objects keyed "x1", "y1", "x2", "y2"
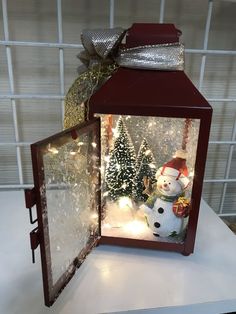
[
  {"x1": 89, "y1": 23, "x2": 212, "y2": 119},
  {"x1": 89, "y1": 68, "x2": 212, "y2": 118}
]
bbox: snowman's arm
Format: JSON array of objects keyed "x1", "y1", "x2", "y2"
[{"x1": 145, "y1": 193, "x2": 158, "y2": 208}]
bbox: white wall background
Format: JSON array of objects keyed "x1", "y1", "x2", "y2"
[{"x1": 0, "y1": 0, "x2": 235, "y2": 216}]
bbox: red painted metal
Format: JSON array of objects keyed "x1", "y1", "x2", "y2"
[
  {"x1": 24, "y1": 188, "x2": 36, "y2": 209},
  {"x1": 88, "y1": 69, "x2": 211, "y2": 119},
  {"x1": 30, "y1": 227, "x2": 40, "y2": 263},
  {"x1": 126, "y1": 23, "x2": 181, "y2": 47},
  {"x1": 100, "y1": 236, "x2": 184, "y2": 252}
]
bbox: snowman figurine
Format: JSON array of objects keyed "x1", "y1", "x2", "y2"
[{"x1": 141, "y1": 150, "x2": 190, "y2": 238}]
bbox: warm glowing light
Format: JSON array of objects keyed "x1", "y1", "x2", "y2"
[
  {"x1": 118, "y1": 197, "x2": 132, "y2": 209},
  {"x1": 90, "y1": 213, "x2": 98, "y2": 220},
  {"x1": 103, "y1": 191, "x2": 109, "y2": 197},
  {"x1": 70, "y1": 151, "x2": 76, "y2": 156},
  {"x1": 124, "y1": 220, "x2": 146, "y2": 235},
  {"x1": 148, "y1": 122, "x2": 153, "y2": 127},
  {"x1": 121, "y1": 183, "x2": 127, "y2": 189},
  {"x1": 48, "y1": 146, "x2": 59, "y2": 154},
  {"x1": 102, "y1": 267, "x2": 111, "y2": 279},
  {"x1": 116, "y1": 163, "x2": 121, "y2": 170},
  {"x1": 91, "y1": 142, "x2": 97, "y2": 148},
  {"x1": 112, "y1": 128, "x2": 119, "y2": 138},
  {"x1": 149, "y1": 163, "x2": 156, "y2": 169},
  {"x1": 104, "y1": 155, "x2": 110, "y2": 162},
  {"x1": 77, "y1": 142, "x2": 84, "y2": 146},
  {"x1": 145, "y1": 149, "x2": 151, "y2": 156},
  {"x1": 189, "y1": 170, "x2": 195, "y2": 177},
  {"x1": 103, "y1": 223, "x2": 111, "y2": 229}
]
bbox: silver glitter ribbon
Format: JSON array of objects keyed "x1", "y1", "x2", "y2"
[{"x1": 79, "y1": 28, "x2": 184, "y2": 71}]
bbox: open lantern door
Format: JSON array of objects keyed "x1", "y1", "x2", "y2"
[{"x1": 25, "y1": 119, "x2": 101, "y2": 306}]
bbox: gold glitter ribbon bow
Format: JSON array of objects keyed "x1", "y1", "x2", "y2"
[
  {"x1": 64, "y1": 28, "x2": 184, "y2": 129},
  {"x1": 79, "y1": 27, "x2": 184, "y2": 71}
]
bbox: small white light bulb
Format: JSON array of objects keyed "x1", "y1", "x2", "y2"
[
  {"x1": 121, "y1": 183, "x2": 127, "y2": 189},
  {"x1": 48, "y1": 147, "x2": 59, "y2": 154},
  {"x1": 104, "y1": 155, "x2": 110, "y2": 162},
  {"x1": 189, "y1": 170, "x2": 195, "y2": 177},
  {"x1": 118, "y1": 197, "x2": 132, "y2": 209},
  {"x1": 145, "y1": 149, "x2": 151, "y2": 156},
  {"x1": 149, "y1": 163, "x2": 156, "y2": 169},
  {"x1": 90, "y1": 213, "x2": 98, "y2": 220}
]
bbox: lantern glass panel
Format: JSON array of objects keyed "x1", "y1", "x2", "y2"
[
  {"x1": 99, "y1": 114, "x2": 200, "y2": 243},
  {"x1": 40, "y1": 128, "x2": 100, "y2": 285}
]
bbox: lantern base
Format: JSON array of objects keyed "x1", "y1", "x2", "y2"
[
  {"x1": 99, "y1": 235, "x2": 187, "y2": 253},
  {"x1": 181, "y1": 251, "x2": 191, "y2": 256}
]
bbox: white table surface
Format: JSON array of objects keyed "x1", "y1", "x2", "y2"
[{"x1": 1, "y1": 190, "x2": 236, "y2": 314}]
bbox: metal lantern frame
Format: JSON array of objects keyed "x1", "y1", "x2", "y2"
[{"x1": 24, "y1": 24, "x2": 212, "y2": 306}]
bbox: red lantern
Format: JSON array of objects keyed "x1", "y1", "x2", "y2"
[{"x1": 25, "y1": 24, "x2": 212, "y2": 306}]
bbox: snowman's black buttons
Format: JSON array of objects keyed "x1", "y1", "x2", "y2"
[
  {"x1": 158, "y1": 207, "x2": 164, "y2": 214},
  {"x1": 154, "y1": 222, "x2": 161, "y2": 228}
]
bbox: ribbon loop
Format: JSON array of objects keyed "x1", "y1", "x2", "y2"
[
  {"x1": 79, "y1": 28, "x2": 126, "y2": 68},
  {"x1": 78, "y1": 27, "x2": 184, "y2": 71}
]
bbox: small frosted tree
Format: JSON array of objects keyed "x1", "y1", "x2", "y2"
[
  {"x1": 133, "y1": 139, "x2": 156, "y2": 202},
  {"x1": 105, "y1": 116, "x2": 136, "y2": 200}
]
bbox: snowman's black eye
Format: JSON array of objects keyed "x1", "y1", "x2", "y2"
[
  {"x1": 169, "y1": 182, "x2": 171, "y2": 185},
  {"x1": 164, "y1": 180, "x2": 166, "y2": 183}
]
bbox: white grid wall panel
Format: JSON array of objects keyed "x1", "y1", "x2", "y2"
[{"x1": 0, "y1": 0, "x2": 236, "y2": 216}]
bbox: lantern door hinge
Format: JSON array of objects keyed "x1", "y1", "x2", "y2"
[
  {"x1": 30, "y1": 227, "x2": 40, "y2": 264},
  {"x1": 24, "y1": 188, "x2": 38, "y2": 224}
]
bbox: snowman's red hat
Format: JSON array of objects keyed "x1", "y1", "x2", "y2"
[{"x1": 156, "y1": 150, "x2": 190, "y2": 189}]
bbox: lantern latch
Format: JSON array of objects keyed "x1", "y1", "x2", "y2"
[
  {"x1": 30, "y1": 227, "x2": 40, "y2": 264},
  {"x1": 25, "y1": 188, "x2": 38, "y2": 224}
]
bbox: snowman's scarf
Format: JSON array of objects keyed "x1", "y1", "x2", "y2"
[{"x1": 145, "y1": 190, "x2": 184, "y2": 209}]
